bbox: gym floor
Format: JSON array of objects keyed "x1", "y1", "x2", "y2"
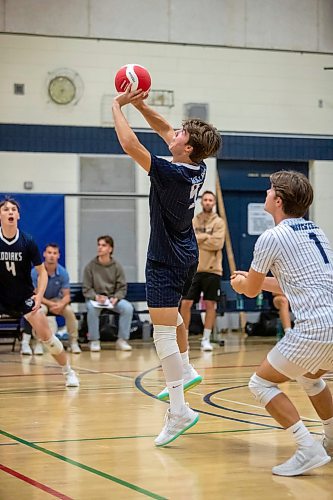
[{"x1": 0, "y1": 333, "x2": 332, "y2": 499}]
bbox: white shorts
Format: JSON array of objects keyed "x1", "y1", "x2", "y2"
[
  {"x1": 273, "y1": 329, "x2": 333, "y2": 375},
  {"x1": 268, "y1": 342, "x2": 333, "y2": 380}
]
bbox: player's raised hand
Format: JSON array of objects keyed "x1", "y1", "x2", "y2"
[{"x1": 113, "y1": 86, "x2": 146, "y2": 107}]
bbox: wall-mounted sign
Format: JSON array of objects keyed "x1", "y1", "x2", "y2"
[{"x1": 248, "y1": 203, "x2": 274, "y2": 235}]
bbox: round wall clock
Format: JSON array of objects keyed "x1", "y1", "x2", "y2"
[
  {"x1": 48, "y1": 75, "x2": 76, "y2": 105},
  {"x1": 46, "y1": 69, "x2": 84, "y2": 105}
]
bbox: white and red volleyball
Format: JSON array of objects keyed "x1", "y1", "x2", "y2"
[{"x1": 114, "y1": 64, "x2": 151, "y2": 93}]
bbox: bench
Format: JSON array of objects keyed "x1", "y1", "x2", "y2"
[
  {"x1": 70, "y1": 282, "x2": 148, "y2": 311},
  {"x1": 69, "y1": 281, "x2": 272, "y2": 341},
  {"x1": 69, "y1": 282, "x2": 149, "y2": 342},
  {"x1": 0, "y1": 315, "x2": 22, "y2": 351}
]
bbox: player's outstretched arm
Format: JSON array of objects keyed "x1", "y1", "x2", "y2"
[
  {"x1": 112, "y1": 91, "x2": 151, "y2": 173},
  {"x1": 32, "y1": 264, "x2": 48, "y2": 311},
  {"x1": 230, "y1": 269, "x2": 266, "y2": 298},
  {"x1": 261, "y1": 276, "x2": 283, "y2": 295},
  {"x1": 132, "y1": 96, "x2": 175, "y2": 146}
]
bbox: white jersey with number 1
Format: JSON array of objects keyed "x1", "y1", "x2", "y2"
[{"x1": 251, "y1": 218, "x2": 333, "y2": 372}]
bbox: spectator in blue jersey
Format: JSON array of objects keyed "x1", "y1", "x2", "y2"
[
  {"x1": 0, "y1": 197, "x2": 79, "y2": 387},
  {"x1": 112, "y1": 87, "x2": 221, "y2": 446},
  {"x1": 20, "y1": 243, "x2": 81, "y2": 355},
  {"x1": 231, "y1": 171, "x2": 333, "y2": 476}
]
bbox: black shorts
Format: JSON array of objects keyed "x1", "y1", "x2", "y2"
[
  {"x1": 0, "y1": 297, "x2": 35, "y2": 318},
  {"x1": 182, "y1": 272, "x2": 221, "y2": 303},
  {"x1": 145, "y1": 259, "x2": 197, "y2": 308}
]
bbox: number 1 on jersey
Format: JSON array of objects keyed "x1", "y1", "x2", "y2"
[{"x1": 309, "y1": 232, "x2": 329, "y2": 264}]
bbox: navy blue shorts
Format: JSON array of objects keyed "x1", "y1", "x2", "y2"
[
  {"x1": 145, "y1": 259, "x2": 197, "y2": 308},
  {"x1": 0, "y1": 297, "x2": 35, "y2": 318}
]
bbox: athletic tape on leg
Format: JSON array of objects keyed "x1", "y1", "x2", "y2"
[
  {"x1": 42, "y1": 335, "x2": 64, "y2": 355},
  {"x1": 249, "y1": 373, "x2": 282, "y2": 406},
  {"x1": 296, "y1": 375, "x2": 326, "y2": 396},
  {"x1": 153, "y1": 325, "x2": 178, "y2": 360}
]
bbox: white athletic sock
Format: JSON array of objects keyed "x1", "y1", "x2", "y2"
[
  {"x1": 161, "y1": 351, "x2": 183, "y2": 382},
  {"x1": 203, "y1": 328, "x2": 211, "y2": 341},
  {"x1": 181, "y1": 350, "x2": 190, "y2": 369},
  {"x1": 22, "y1": 333, "x2": 31, "y2": 343},
  {"x1": 166, "y1": 379, "x2": 186, "y2": 414},
  {"x1": 161, "y1": 352, "x2": 185, "y2": 414},
  {"x1": 323, "y1": 416, "x2": 333, "y2": 439},
  {"x1": 61, "y1": 363, "x2": 71, "y2": 375},
  {"x1": 287, "y1": 420, "x2": 314, "y2": 448}
]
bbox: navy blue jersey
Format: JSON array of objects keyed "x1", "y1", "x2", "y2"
[
  {"x1": 0, "y1": 228, "x2": 42, "y2": 305},
  {"x1": 148, "y1": 154, "x2": 207, "y2": 266}
]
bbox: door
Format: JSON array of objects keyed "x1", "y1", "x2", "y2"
[{"x1": 218, "y1": 160, "x2": 308, "y2": 277}]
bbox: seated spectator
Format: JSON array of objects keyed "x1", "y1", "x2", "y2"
[
  {"x1": 83, "y1": 235, "x2": 133, "y2": 352},
  {"x1": 20, "y1": 243, "x2": 81, "y2": 355},
  {"x1": 272, "y1": 292, "x2": 291, "y2": 334}
]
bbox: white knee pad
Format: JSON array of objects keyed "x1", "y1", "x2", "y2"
[
  {"x1": 296, "y1": 375, "x2": 326, "y2": 396},
  {"x1": 42, "y1": 335, "x2": 64, "y2": 355},
  {"x1": 153, "y1": 325, "x2": 179, "y2": 360},
  {"x1": 176, "y1": 313, "x2": 183, "y2": 327},
  {"x1": 249, "y1": 373, "x2": 282, "y2": 406}
]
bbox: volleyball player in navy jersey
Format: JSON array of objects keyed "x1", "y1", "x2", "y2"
[
  {"x1": 112, "y1": 87, "x2": 221, "y2": 446},
  {"x1": 0, "y1": 198, "x2": 79, "y2": 387},
  {"x1": 231, "y1": 171, "x2": 333, "y2": 476}
]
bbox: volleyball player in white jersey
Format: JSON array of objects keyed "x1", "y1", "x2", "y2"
[{"x1": 231, "y1": 171, "x2": 333, "y2": 476}]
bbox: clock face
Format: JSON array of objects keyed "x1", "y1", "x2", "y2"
[{"x1": 48, "y1": 76, "x2": 76, "y2": 105}]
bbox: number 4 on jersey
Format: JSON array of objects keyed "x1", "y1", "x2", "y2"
[
  {"x1": 6, "y1": 261, "x2": 16, "y2": 276},
  {"x1": 189, "y1": 183, "x2": 201, "y2": 209}
]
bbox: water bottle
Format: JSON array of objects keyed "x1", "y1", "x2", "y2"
[
  {"x1": 276, "y1": 318, "x2": 284, "y2": 341},
  {"x1": 236, "y1": 294, "x2": 244, "y2": 310},
  {"x1": 142, "y1": 321, "x2": 151, "y2": 342},
  {"x1": 256, "y1": 292, "x2": 264, "y2": 310}
]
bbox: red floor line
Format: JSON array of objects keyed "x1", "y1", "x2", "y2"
[{"x1": 0, "y1": 464, "x2": 73, "y2": 500}]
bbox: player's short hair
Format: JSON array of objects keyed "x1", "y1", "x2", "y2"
[
  {"x1": 270, "y1": 170, "x2": 313, "y2": 217},
  {"x1": 201, "y1": 190, "x2": 216, "y2": 199},
  {"x1": 45, "y1": 242, "x2": 60, "y2": 252},
  {"x1": 182, "y1": 119, "x2": 222, "y2": 164},
  {"x1": 98, "y1": 235, "x2": 114, "y2": 254},
  {"x1": 0, "y1": 196, "x2": 20, "y2": 212}
]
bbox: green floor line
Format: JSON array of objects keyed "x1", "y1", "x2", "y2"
[
  {"x1": 0, "y1": 429, "x2": 166, "y2": 500},
  {"x1": 0, "y1": 424, "x2": 322, "y2": 447}
]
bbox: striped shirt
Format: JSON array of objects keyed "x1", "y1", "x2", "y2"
[
  {"x1": 252, "y1": 218, "x2": 333, "y2": 335},
  {"x1": 147, "y1": 154, "x2": 206, "y2": 267}
]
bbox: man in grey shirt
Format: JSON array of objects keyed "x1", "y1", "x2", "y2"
[{"x1": 83, "y1": 235, "x2": 133, "y2": 352}]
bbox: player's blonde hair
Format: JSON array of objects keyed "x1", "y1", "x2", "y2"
[
  {"x1": 270, "y1": 170, "x2": 313, "y2": 217},
  {"x1": 182, "y1": 119, "x2": 222, "y2": 164}
]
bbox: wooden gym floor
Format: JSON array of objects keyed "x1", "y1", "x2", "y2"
[{"x1": 0, "y1": 333, "x2": 332, "y2": 499}]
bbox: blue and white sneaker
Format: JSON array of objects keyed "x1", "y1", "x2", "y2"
[
  {"x1": 157, "y1": 364, "x2": 202, "y2": 401},
  {"x1": 155, "y1": 403, "x2": 199, "y2": 447}
]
